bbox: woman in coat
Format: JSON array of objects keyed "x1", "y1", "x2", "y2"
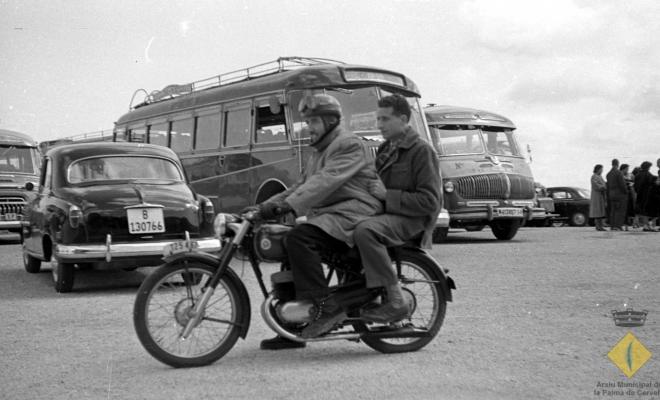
[{"x1": 590, "y1": 164, "x2": 607, "y2": 231}]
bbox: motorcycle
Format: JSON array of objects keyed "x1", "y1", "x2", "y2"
[{"x1": 133, "y1": 211, "x2": 456, "y2": 368}]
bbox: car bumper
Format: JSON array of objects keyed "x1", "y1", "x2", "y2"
[
  {"x1": 0, "y1": 220, "x2": 23, "y2": 229},
  {"x1": 446, "y1": 205, "x2": 548, "y2": 223},
  {"x1": 54, "y1": 236, "x2": 221, "y2": 262}
]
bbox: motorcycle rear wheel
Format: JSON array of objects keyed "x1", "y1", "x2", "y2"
[
  {"x1": 360, "y1": 250, "x2": 447, "y2": 354},
  {"x1": 133, "y1": 261, "x2": 245, "y2": 368}
]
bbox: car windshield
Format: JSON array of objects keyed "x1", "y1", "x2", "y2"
[
  {"x1": 68, "y1": 156, "x2": 183, "y2": 184},
  {"x1": 0, "y1": 145, "x2": 40, "y2": 174},
  {"x1": 288, "y1": 87, "x2": 427, "y2": 141},
  {"x1": 429, "y1": 126, "x2": 521, "y2": 157}
]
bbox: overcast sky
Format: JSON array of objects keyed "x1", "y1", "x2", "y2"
[{"x1": 1, "y1": 0, "x2": 659, "y2": 188}]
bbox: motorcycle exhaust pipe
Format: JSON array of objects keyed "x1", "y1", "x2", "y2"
[{"x1": 260, "y1": 295, "x2": 361, "y2": 343}]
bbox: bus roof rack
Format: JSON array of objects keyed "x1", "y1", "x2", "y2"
[{"x1": 129, "y1": 56, "x2": 346, "y2": 110}]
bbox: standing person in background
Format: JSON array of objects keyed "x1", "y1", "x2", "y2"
[
  {"x1": 631, "y1": 166, "x2": 641, "y2": 229},
  {"x1": 590, "y1": 164, "x2": 607, "y2": 231},
  {"x1": 634, "y1": 161, "x2": 656, "y2": 231},
  {"x1": 606, "y1": 159, "x2": 628, "y2": 231},
  {"x1": 620, "y1": 163, "x2": 635, "y2": 231}
]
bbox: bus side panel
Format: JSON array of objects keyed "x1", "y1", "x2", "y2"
[{"x1": 248, "y1": 146, "x2": 302, "y2": 203}]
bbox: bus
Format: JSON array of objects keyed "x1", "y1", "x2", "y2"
[
  {"x1": 112, "y1": 57, "x2": 449, "y2": 230},
  {"x1": 425, "y1": 105, "x2": 546, "y2": 241},
  {"x1": 0, "y1": 129, "x2": 41, "y2": 234}
]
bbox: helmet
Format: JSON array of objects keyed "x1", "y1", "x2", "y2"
[{"x1": 298, "y1": 94, "x2": 342, "y2": 119}]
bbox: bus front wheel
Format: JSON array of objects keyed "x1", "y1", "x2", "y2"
[{"x1": 490, "y1": 220, "x2": 521, "y2": 240}]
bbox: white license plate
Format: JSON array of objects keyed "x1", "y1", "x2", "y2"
[
  {"x1": 496, "y1": 208, "x2": 524, "y2": 217},
  {"x1": 163, "y1": 240, "x2": 199, "y2": 257},
  {"x1": 5, "y1": 213, "x2": 17, "y2": 221},
  {"x1": 126, "y1": 208, "x2": 165, "y2": 234}
]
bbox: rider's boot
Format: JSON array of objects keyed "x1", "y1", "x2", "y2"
[
  {"x1": 360, "y1": 283, "x2": 410, "y2": 323},
  {"x1": 300, "y1": 296, "x2": 347, "y2": 339},
  {"x1": 260, "y1": 335, "x2": 306, "y2": 350}
]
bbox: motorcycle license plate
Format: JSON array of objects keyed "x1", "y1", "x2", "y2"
[
  {"x1": 126, "y1": 208, "x2": 165, "y2": 234},
  {"x1": 163, "y1": 240, "x2": 200, "y2": 257},
  {"x1": 496, "y1": 208, "x2": 524, "y2": 217}
]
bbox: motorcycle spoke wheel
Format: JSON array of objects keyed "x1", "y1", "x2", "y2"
[
  {"x1": 360, "y1": 251, "x2": 447, "y2": 353},
  {"x1": 134, "y1": 262, "x2": 244, "y2": 368}
]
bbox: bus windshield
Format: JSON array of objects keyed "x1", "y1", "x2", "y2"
[
  {"x1": 429, "y1": 126, "x2": 521, "y2": 157},
  {"x1": 289, "y1": 88, "x2": 426, "y2": 140},
  {"x1": 0, "y1": 145, "x2": 39, "y2": 174}
]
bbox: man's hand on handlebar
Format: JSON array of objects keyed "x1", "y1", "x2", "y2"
[{"x1": 258, "y1": 201, "x2": 293, "y2": 220}]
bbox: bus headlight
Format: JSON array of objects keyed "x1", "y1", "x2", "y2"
[{"x1": 443, "y1": 181, "x2": 455, "y2": 193}]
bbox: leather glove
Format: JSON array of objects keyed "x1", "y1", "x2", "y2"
[
  {"x1": 240, "y1": 205, "x2": 260, "y2": 214},
  {"x1": 259, "y1": 201, "x2": 293, "y2": 220}
]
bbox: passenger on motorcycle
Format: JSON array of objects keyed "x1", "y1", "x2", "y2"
[
  {"x1": 256, "y1": 93, "x2": 384, "y2": 348},
  {"x1": 355, "y1": 94, "x2": 442, "y2": 323}
]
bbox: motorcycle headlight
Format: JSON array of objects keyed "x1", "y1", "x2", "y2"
[
  {"x1": 213, "y1": 213, "x2": 236, "y2": 238},
  {"x1": 443, "y1": 181, "x2": 455, "y2": 193}
]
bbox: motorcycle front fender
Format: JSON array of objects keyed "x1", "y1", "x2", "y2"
[{"x1": 162, "y1": 251, "x2": 252, "y2": 339}]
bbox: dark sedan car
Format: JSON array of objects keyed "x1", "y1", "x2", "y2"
[
  {"x1": 546, "y1": 186, "x2": 591, "y2": 226},
  {"x1": 21, "y1": 142, "x2": 221, "y2": 292}
]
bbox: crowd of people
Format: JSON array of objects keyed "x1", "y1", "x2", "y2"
[{"x1": 590, "y1": 158, "x2": 660, "y2": 231}]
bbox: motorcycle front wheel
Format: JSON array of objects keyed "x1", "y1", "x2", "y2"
[
  {"x1": 133, "y1": 261, "x2": 246, "y2": 368},
  {"x1": 360, "y1": 250, "x2": 447, "y2": 354}
]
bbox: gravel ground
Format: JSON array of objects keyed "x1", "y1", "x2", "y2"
[{"x1": 0, "y1": 227, "x2": 658, "y2": 400}]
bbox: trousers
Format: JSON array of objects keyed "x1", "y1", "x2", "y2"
[
  {"x1": 354, "y1": 214, "x2": 426, "y2": 288},
  {"x1": 286, "y1": 223, "x2": 348, "y2": 300}
]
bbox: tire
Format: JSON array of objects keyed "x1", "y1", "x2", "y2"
[
  {"x1": 133, "y1": 261, "x2": 246, "y2": 368},
  {"x1": 431, "y1": 227, "x2": 448, "y2": 243},
  {"x1": 569, "y1": 212, "x2": 587, "y2": 227},
  {"x1": 22, "y1": 243, "x2": 41, "y2": 273},
  {"x1": 361, "y1": 250, "x2": 447, "y2": 354},
  {"x1": 490, "y1": 219, "x2": 521, "y2": 240},
  {"x1": 51, "y1": 254, "x2": 75, "y2": 293},
  {"x1": 464, "y1": 224, "x2": 485, "y2": 232}
]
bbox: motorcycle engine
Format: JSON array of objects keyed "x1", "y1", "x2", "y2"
[{"x1": 276, "y1": 299, "x2": 316, "y2": 324}]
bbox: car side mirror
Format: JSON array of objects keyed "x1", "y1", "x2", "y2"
[{"x1": 25, "y1": 182, "x2": 34, "y2": 191}]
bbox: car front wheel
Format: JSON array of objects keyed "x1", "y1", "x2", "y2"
[
  {"x1": 23, "y1": 243, "x2": 42, "y2": 273},
  {"x1": 51, "y1": 251, "x2": 75, "y2": 293}
]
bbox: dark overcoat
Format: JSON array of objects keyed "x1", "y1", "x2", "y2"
[
  {"x1": 377, "y1": 128, "x2": 441, "y2": 249},
  {"x1": 269, "y1": 126, "x2": 383, "y2": 246}
]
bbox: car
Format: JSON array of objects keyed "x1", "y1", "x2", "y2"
[
  {"x1": 546, "y1": 186, "x2": 591, "y2": 227},
  {"x1": 21, "y1": 142, "x2": 221, "y2": 292}
]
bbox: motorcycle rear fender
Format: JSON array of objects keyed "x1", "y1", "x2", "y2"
[
  {"x1": 163, "y1": 252, "x2": 252, "y2": 339},
  {"x1": 402, "y1": 247, "x2": 456, "y2": 302}
]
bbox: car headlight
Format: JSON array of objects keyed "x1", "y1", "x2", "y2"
[
  {"x1": 443, "y1": 181, "x2": 455, "y2": 193},
  {"x1": 202, "y1": 200, "x2": 215, "y2": 224},
  {"x1": 69, "y1": 205, "x2": 82, "y2": 228},
  {"x1": 213, "y1": 213, "x2": 236, "y2": 238}
]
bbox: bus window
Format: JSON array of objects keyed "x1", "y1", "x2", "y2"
[
  {"x1": 224, "y1": 105, "x2": 251, "y2": 147},
  {"x1": 149, "y1": 122, "x2": 169, "y2": 147},
  {"x1": 482, "y1": 128, "x2": 520, "y2": 156},
  {"x1": 430, "y1": 126, "x2": 484, "y2": 155},
  {"x1": 195, "y1": 112, "x2": 221, "y2": 150},
  {"x1": 128, "y1": 125, "x2": 147, "y2": 143},
  {"x1": 255, "y1": 105, "x2": 287, "y2": 144},
  {"x1": 171, "y1": 118, "x2": 194, "y2": 153}
]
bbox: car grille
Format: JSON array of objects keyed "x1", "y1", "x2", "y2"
[
  {"x1": 0, "y1": 197, "x2": 26, "y2": 216},
  {"x1": 454, "y1": 173, "x2": 534, "y2": 199}
]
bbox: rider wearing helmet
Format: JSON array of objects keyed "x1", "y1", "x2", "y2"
[{"x1": 257, "y1": 93, "x2": 383, "y2": 348}]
